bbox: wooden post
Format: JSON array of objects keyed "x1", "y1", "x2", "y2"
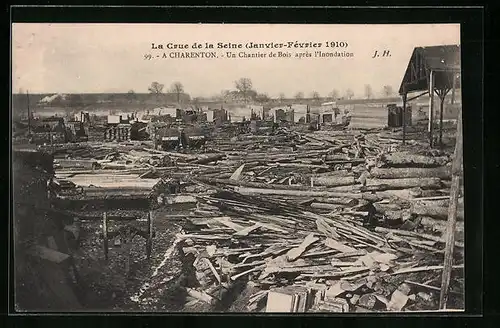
[
  {"x1": 402, "y1": 92, "x2": 408, "y2": 145},
  {"x1": 103, "y1": 212, "x2": 108, "y2": 261},
  {"x1": 438, "y1": 89, "x2": 449, "y2": 147},
  {"x1": 146, "y1": 210, "x2": 154, "y2": 259},
  {"x1": 439, "y1": 107, "x2": 463, "y2": 309},
  {"x1": 27, "y1": 90, "x2": 31, "y2": 135},
  {"x1": 428, "y1": 70, "x2": 435, "y2": 147},
  {"x1": 451, "y1": 73, "x2": 457, "y2": 105}
]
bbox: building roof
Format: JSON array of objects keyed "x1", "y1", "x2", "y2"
[{"x1": 398, "y1": 44, "x2": 461, "y2": 95}]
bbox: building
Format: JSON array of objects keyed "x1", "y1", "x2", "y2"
[{"x1": 398, "y1": 44, "x2": 461, "y2": 146}]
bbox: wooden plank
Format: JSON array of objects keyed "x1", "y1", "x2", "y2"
[
  {"x1": 234, "y1": 223, "x2": 262, "y2": 237},
  {"x1": 286, "y1": 233, "x2": 320, "y2": 261},
  {"x1": 213, "y1": 217, "x2": 245, "y2": 231},
  {"x1": 440, "y1": 107, "x2": 464, "y2": 309},
  {"x1": 229, "y1": 164, "x2": 245, "y2": 180},
  {"x1": 391, "y1": 264, "x2": 464, "y2": 276},
  {"x1": 203, "y1": 258, "x2": 221, "y2": 284},
  {"x1": 324, "y1": 238, "x2": 356, "y2": 253}
]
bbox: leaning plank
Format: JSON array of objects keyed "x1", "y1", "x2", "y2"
[{"x1": 203, "y1": 258, "x2": 222, "y2": 284}]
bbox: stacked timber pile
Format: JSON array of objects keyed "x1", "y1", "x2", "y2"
[{"x1": 128, "y1": 128, "x2": 464, "y2": 312}]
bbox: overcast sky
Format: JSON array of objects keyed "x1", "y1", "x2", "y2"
[{"x1": 12, "y1": 23, "x2": 460, "y2": 98}]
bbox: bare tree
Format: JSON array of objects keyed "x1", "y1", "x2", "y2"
[
  {"x1": 329, "y1": 89, "x2": 339, "y2": 100},
  {"x1": 219, "y1": 90, "x2": 230, "y2": 102},
  {"x1": 278, "y1": 93, "x2": 286, "y2": 103},
  {"x1": 382, "y1": 85, "x2": 394, "y2": 97},
  {"x1": 295, "y1": 92, "x2": 304, "y2": 100},
  {"x1": 364, "y1": 84, "x2": 373, "y2": 99},
  {"x1": 148, "y1": 82, "x2": 164, "y2": 103},
  {"x1": 235, "y1": 78, "x2": 253, "y2": 102},
  {"x1": 127, "y1": 89, "x2": 136, "y2": 103},
  {"x1": 311, "y1": 91, "x2": 321, "y2": 102},
  {"x1": 171, "y1": 82, "x2": 184, "y2": 103},
  {"x1": 345, "y1": 89, "x2": 354, "y2": 100}
]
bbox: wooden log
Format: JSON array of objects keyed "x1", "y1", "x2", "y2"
[
  {"x1": 420, "y1": 216, "x2": 464, "y2": 235},
  {"x1": 311, "y1": 170, "x2": 350, "y2": 177},
  {"x1": 234, "y1": 186, "x2": 364, "y2": 199},
  {"x1": 440, "y1": 107, "x2": 463, "y2": 309},
  {"x1": 414, "y1": 198, "x2": 464, "y2": 208},
  {"x1": 370, "y1": 167, "x2": 451, "y2": 180},
  {"x1": 198, "y1": 177, "x2": 315, "y2": 191},
  {"x1": 365, "y1": 178, "x2": 442, "y2": 190},
  {"x1": 310, "y1": 203, "x2": 345, "y2": 211},
  {"x1": 310, "y1": 197, "x2": 358, "y2": 206},
  {"x1": 412, "y1": 204, "x2": 464, "y2": 221},
  {"x1": 380, "y1": 153, "x2": 449, "y2": 168},
  {"x1": 373, "y1": 203, "x2": 404, "y2": 214},
  {"x1": 311, "y1": 176, "x2": 357, "y2": 187},
  {"x1": 271, "y1": 163, "x2": 330, "y2": 169},
  {"x1": 54, "y1": 159, "x2": 98, "y2": 169}
]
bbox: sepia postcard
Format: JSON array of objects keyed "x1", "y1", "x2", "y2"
[{"x1": 11, "y1": 22, "x2": 464, "y2": 313}]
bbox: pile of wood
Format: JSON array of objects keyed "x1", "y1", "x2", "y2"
[
  {"x1": 134, "y1": 128, "x2": 464, "y2": 312},
  {"x1": 42, "y1": 126, "x2": 464, "y2": 312}
]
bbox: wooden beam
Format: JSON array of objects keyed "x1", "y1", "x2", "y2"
[
  {"x1": 438, "y1": 88, "x2": 451, "y2": 147},
  {"x1": 439, "y1": 106, "x2": 463, "y2": 309},
  {"x1": 407, "y1": 91, "x2": 429, "y2": 102},
  {"x1": 428, "y1": 70, "x2": 435, "y2": 148},
  {"x1": 451, "y1": 73, "x2": 458, "y2": 104},
  {"x1": 402, "y1": 92, "x2": 408, "y2": 145}
]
